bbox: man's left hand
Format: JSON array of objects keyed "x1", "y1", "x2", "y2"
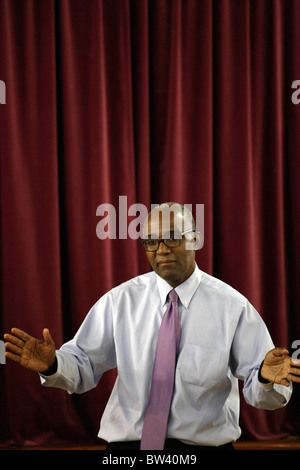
[{"x1": 261, "y1": 347, "x2": 300, "y2": 387}]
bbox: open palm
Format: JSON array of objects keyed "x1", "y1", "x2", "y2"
[
  {"x1": 4, "y1": 328, "x2": 56, "y2": 373},
  {"x1": 261, "y1": 347, "x2": 300, "y2": 387}
]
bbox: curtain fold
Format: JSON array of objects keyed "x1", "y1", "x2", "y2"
[{"x1": 1, "y1": 0, "x2": 300, "y2": 446}]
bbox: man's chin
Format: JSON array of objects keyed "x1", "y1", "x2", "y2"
[{"x1": 155, "y1": 264, "x2": 180, "y2": 282}]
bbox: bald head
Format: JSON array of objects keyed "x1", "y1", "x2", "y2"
[{"x1": 143, "y1": 202, "x2": 196, "y2": 240}]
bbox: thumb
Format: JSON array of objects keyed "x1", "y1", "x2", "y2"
[
  {"x1": 272, "y1": 346, "x2": 289, "y2": 357},
  {"x1": 43, "y1": 328, "x2": 54, "y2": 346}
]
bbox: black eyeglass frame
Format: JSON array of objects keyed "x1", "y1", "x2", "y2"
[{"x1": 139, "y1": 229, "x2": 195, "y2": 252}]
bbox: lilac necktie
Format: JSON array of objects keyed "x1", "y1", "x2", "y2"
[{"x1": 140, "y1": 289, "x2": 181, "y2": 450}]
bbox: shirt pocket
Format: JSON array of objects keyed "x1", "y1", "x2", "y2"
[{"x1": 180, "y1": 344, "x2": 224, "y2": 389}]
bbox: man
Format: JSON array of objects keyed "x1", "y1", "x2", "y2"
[{"x1": 4, "y1": 203, "x2": 300, "y2": 450}]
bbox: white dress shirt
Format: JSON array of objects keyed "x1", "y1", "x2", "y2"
[{"x1": 41, "y1": 264, "x2": 292, "y2": 446}]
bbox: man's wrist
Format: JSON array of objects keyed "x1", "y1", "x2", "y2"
[
  {"x1": 258, "y1": 360, "x2": 270, "y2": 384},
  {"x1": 41, "y1": 356, "x2": 58, "y2": 376}
]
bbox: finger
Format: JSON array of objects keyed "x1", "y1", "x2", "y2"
[
  {"x1": 42, "y1": 328, "x2": 53, "y2": 345},
  {"x1": 272, "y1": 347, "x2": 289, "y2": 357},
  {"x1": 280, "y1": 378, "x2": 291, "y2": 387},
  {"x1": 288, "y1": 373, "x2": 300, "y2": 384},
  {"x1": 5, "y1": 350, "x2": 23, "y2": 364},
  {"x1": 291, "y1": 358, "x2": 300, "y2": 366},
  {"x1": 5, "y1": 342, "x2": 22, "y2": 356},
  {"x1": 290, "y1": 365, "x2": 300, "y2": 376},
  {"x1": 4, "y1": 333, "x2": 25, "y2": 349},
  {"x1": 10, "y1": 328, "x2": 32, "y2": 342}
]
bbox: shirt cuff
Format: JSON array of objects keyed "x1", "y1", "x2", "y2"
[
  {"x1": 40, "y1": 355, "x2": 58, "y2": 377},
  {"x1": 258, "y1": 360, "x2": 271, "y2": 384}
]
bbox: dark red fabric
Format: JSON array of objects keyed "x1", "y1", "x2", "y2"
[{"x1": 1, "y1": 0, "x2": 300, "y2": 446}]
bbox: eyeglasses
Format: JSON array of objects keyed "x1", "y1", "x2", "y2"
[{"x1": 140, "y1": 229, "x2": 194, "y2": 252}]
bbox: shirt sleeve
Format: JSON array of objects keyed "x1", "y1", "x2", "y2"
[
  {"x1": 230, "y1": 300, "x2": 292, "y2": 410},
  {"x1": 40, "y1": 293, "x2": 116, "y2": 394}
]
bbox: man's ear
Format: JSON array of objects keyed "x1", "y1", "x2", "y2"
[{"x1": 185, "y1": 231, "x2": 203, "y2": 251}]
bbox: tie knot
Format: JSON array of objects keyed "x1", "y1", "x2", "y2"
[{"x1": 168, "y1": 289, "x2": 178, "y2": 303}]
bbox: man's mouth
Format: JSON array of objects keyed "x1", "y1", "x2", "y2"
[{"x1": 157, "y1": 260, "x2": 176, "y2": 266}]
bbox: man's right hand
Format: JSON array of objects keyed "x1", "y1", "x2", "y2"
[{"x1": 4, "y1": 328, "x2": 56, "y2": 373}]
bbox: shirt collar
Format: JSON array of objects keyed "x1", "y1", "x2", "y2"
[{"x1": 155, "y1": 263, "x2": 202, "y2": 309}]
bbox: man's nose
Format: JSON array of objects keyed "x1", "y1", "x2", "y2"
[{"x1": 156, "y1": 241, "x2": 171, "y2": 254}]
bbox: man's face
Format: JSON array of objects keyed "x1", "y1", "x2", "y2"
[{"x1": 143, "y1": 210, "x2": 196, "y2": 288}]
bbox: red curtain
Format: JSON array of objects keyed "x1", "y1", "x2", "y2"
[{"x1": 1, "y1": 0, "x2": 300, "y2": 446}]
